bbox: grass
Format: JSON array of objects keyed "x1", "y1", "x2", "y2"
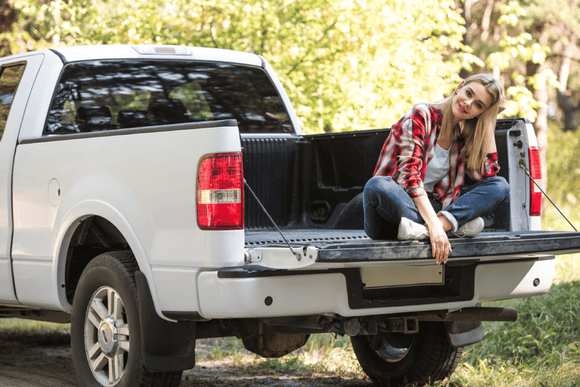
[
  {"x1": 196, "y1": 333, "x2": 365, "y2": 378},
  {"x1": 0, "y1": 318, "x2": 69, "y2": 333},
  {"x1": 257, "y1": 333, "x2": 363, "y2": 377},
  {"x1": 432, "y1": 253, "x2": 580, "y2": 387}
]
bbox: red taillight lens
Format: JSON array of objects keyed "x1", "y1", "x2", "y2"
[
  {"x1": 528, "y1": 147, "x2": 542, "y2": 217},
  {"x1": 197, "y1": 153, "x2": 244, "y2": 230}
]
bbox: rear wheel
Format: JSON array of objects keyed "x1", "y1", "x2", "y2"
[
  {"x1": 71, "y1": 251, "x2": 182, "y2": 387},
  {"x1": 351, "y1": 322, "x2": 462, "y2": 387}
]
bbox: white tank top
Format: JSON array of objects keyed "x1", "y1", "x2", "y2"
[{"x1": 424, "y1": 144, "x2": 450, "y2": 193}]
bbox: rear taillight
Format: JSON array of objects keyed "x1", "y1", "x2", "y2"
[
  {"x1": 197, "y1": 153, "x2": 244, "y2": 230},
  {"x1": 528, "y1": 146, "x2": 542, "y2": 217}
]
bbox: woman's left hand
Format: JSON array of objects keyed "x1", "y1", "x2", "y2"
[{"x1": 428, "y1": 222, "x2": 452, "y2": 265}]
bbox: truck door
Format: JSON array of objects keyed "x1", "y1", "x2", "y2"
[{"x1": 0, "y1": 54, "x2": 44, "y2": 303}]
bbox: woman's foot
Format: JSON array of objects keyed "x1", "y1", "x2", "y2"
[
  {"x1": 398, "y1": 217, "x2": 429, "y2": 240},
  {"x1": 450, "y1": 217, "x2": 485, "y2": 238}
]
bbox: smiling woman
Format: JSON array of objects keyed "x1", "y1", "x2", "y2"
[
  {"x1": 452, "y1": 82, "x2": 493, "y2": 123},
  {"x1": 363, "y1": 74, "x2": 509, "y2": 265}
]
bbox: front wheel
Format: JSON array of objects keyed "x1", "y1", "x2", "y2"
[
  {"x1": 71, "y1": 251, "x2": 182, "y2": 387},
  {"x1": 351, "y1": 322, "x2": 462, "y2": 387}
]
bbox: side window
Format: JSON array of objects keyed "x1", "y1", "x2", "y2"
[{"x1": 0, "y1": 64, "x2": 26, "y2": 141}]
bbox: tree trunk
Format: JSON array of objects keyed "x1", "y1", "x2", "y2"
[
  {"x1": 558, "y1": 36, "x2": 577, "y2": 92},
  {"x1": 526, "y1": 25, "x2": 550, "y2": 218},
  {"x1": 460, "y1": 0, "x2": 475, "y2": 79},
  {"x1": 480, "y1": 0, "x2": 495, "y2": 41},
  {"x1": 533, "y1": 65, "x2": 549, "y2": 196}
]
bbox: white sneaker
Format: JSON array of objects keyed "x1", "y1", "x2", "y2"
[
  {"x1": 452, "y1": 217, "x2": 484, "y2": 238},
  {"x1": 398, "y1": 217, "x2": 429, "y2": 240}
]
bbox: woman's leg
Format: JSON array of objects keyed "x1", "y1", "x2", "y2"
[
  {"x1": 363, "y1": 176, "x2": 430, "y2": 239},
  {"x1": 440, "y1": 176, "x2": 510, "y2": 231}
]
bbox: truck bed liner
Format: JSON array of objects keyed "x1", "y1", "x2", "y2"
[{"x1": 245, "y1": 229, "x2": 580, "y2": 262}]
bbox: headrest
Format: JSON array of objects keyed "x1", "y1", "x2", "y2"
[
  {"x1": 117, "y1": 110, "x2": 149, "y2": 129},
  {"x1": 76, "y1": 106, "x2": 112, "y2": 132},
  {"x1": 147, "y1": 98, "x2": 189, "y2": 125}
]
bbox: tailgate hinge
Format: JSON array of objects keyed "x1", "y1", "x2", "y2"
[{"x1": 244, "y1": 246, "x2": 318, "y2": 270}]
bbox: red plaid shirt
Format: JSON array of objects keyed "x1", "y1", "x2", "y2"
[{"x1": 373, "y1": 104, "x2": 500, "y2": 208}]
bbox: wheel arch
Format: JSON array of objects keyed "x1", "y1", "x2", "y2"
[{"x1": 53, "y1": 200, "x2": 166, "y2": 320}]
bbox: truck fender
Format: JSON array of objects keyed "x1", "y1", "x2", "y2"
[
  {"x1": 53, "y1": 200, "x2": 167, "y2": 320},
  {"x1": 134, "y1": 270, "x2": 196, "y2": 372}
]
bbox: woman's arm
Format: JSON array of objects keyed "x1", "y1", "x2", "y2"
[{"x1": 412, "y1": 195, "x2": 452, "y2": 265}]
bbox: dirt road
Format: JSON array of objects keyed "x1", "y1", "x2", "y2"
[{"x1": 0, "y1": 331, "x2": 371, "y2": 387}]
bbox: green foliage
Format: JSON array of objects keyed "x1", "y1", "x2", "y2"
[
  {"x1": 254, "y1": 333, "x2": 362, "y2": 376},
  {"x1": 0, "y1": 318, "x2": 69, "y2": 332},
  {"x1": 1, "y1": 0, "x2": 479, "y2": 133},
  {"x1": 436, "y1": 253, "x2": 580, "y2": 386},
  {"x1": 475, "y1": 1, "x2": 552, "y2": 122},
  {"x1": 461, "y1": 280, "x2": 580, "y2": 367},
  {"x1": 545, "y1": 121, "x2": 580, "y2": 220}
]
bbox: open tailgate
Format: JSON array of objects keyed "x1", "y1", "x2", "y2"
[{"x1": 245, "y1": 229, "x2": 580, "y2": 265}]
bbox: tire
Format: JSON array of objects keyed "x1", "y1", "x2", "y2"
[
  {"x1": 351, "y1": 322, "x2": 462, "y2": 387},
  {"x1": 71, "y1": 250, "x2": 182, "y2": 387}
]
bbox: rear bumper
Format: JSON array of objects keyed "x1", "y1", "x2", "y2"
[{"x1": 196, "y1": 256, "x2": 554, "y2": 319}]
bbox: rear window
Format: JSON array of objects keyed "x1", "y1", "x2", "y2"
[{"x1": 43, "y1": 60, "x2": 293, "y2": 135}]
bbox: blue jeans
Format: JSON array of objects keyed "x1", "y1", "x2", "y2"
[{"x1": 363, "y1": 176, "x2": 510, "y2": 240}]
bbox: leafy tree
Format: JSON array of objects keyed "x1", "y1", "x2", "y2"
[
  {"x1": 463, "y1": 0, "x2": 580, "y2": 197},
  {"x1": 1, "y1": 0, "x2": 477, "y2": 133}
]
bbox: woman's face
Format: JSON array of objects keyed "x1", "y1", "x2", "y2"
[{"x1": 452, "y1": 81, "x2": 493, "y2": 122}]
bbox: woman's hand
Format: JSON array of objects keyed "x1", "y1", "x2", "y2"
[
  {"x1": 498, "y1": 93, "x2": 507, "y2": 113},
  {"x1": 412, "y1": 195, "x2": 453, "y2": 265},
  {"x1": 427, "y1": 222, "x2": 452, "y2": 265}
]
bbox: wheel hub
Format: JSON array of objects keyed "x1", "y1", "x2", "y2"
[
  {"x1": 84, "y1": 285, "x2": 130, "y2": 386},
  {"x1": 98, "y1": 317, "x2": 118, "y2": 356},
  {"x1": 372, "y1": 333, "x2": 415, "y2": 363}
]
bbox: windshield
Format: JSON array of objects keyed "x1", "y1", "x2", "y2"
[{"x1": 44, "y1": 60, "x2": 293, "y2": 135}]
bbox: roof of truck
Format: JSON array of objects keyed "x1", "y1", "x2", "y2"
[{"x1": 49, "y1": 44, "x2": 264, "y2": 67}]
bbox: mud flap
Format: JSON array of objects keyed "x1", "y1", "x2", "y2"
[
  {"x1": 445, "y1": 321, "x2": 484, "y2": 348},
  {"x1": 135, "y1": 270, "x2": 197, "y2": 372}
]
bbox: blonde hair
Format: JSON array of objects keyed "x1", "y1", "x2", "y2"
[{"x1": 431, "y1": 74, "x2": 504, "y2": 173}]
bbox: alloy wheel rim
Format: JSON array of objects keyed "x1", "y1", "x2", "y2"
[{"x1": 84, "y1": 286, "x2": 130, "y2": 386}]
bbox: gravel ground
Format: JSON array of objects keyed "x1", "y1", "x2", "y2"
[{"x1": 0, "y1": 331, "x2": 372, "y2": 387}]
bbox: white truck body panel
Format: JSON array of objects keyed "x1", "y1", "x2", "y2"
[
  {"x1": 12, "y1": 125, "x2": 243, "y2": 312},
  {"x1": 196, "y1": 258, "x2": 554, "y2": 319},
  {"x1": 0, "y1": 53, "x2": 45, "y2": 303}
]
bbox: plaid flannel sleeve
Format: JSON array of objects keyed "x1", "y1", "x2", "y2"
[
  {"x1": 467, "y1": 152, "x2": 500, "y2": 181},
  {"x1": 396, "y1": 107, "x2": 430, "y2": 198}
]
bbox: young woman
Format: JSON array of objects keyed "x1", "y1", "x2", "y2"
[{"x1": 363, "y1": 74, "x2": 510, "y2": 265}]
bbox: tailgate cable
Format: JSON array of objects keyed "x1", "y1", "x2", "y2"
[
  {"x1": 519, "y1": 159, "x2": 577, "y2": 231},
  {"x1": 244, "y1": 179, "x2": 302, "y2": 260}
]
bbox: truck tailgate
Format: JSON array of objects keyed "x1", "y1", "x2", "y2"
[
  {"x1": 195, "y1": 229, "x2": 579, "y2": 317},
  {"x1": 245, "y1": 229, "x2": 580, "y2": 263}
]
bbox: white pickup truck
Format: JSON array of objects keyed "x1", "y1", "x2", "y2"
[{"x1": 1, "y1": 45, "x2": 579, "y2": 387}]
